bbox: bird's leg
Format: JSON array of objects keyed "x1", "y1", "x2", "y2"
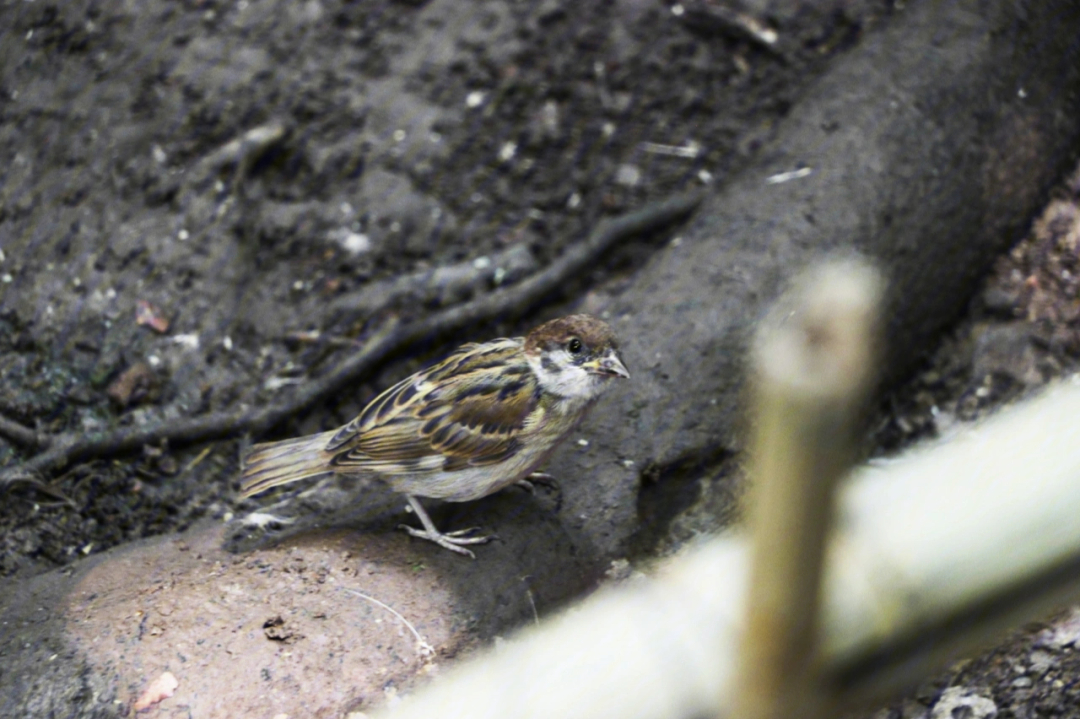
[
  {"x1": 398, "y1": 495, "x2": 493, "y2": 559},
  {"x1": 515, "y1": 471, "x2": 560, "y2": 495}
]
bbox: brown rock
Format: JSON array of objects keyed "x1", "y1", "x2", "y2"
[
  {"x1": 0, "y1": 494, "x2": 598, "y2": 718},
  {"x1": 106, "y1": 362, "x2": 158, "y2": 408}
]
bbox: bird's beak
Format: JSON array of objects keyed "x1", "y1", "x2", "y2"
[{"x1": 584, "y1": 351, "x2": 630, "y2": 379}]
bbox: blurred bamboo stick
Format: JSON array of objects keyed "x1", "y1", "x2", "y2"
[
  {"x1": 734, "y1": 260, "x2": 882, "y2": 719},
  {"x1": 823, "y1": 374, "x2": 1080, "y2": 701}
]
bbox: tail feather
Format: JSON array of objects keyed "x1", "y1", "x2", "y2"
[{"x1": 239, "y1": 430, "x2": 337, "y2": 498}]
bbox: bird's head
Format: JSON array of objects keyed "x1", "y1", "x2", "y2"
[{"x1": 524, "y1": 314, "x2": 629, "y2": 402}]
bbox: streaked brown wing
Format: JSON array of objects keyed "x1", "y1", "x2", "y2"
[
  {"x1": 324, "y1": 372, "x2": 422, "y2": 453},
  {"x1": 325, "y1": 337, "x2": 537, "y2": 471},
  {"x1": 322, "y1": 340, "x2": 497, "y2": 453},
  {"x1": 416, "y1": 367, "x2": 539, "y2": 466}
]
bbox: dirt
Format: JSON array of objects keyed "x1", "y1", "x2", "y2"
[
  {"x1": 0, "y1": 0, "x2": 889, "y2": 578},
  {"x1": 871, "y1": 165, "x2": 1080, "y2": 454},
  {"x1": 3, "y1": 0, "x2": 1080, "y2": 717}
]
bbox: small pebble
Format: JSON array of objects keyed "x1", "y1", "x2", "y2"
[
  {"x1": 339, "y1": 231, "x2": 371, "y2": 255},
  {"x1": 498, "y1": 141, "x2": 517, "y2": 162},
  {"x1": 615, "y1": 164, "x2": 641, "y2": 187}
]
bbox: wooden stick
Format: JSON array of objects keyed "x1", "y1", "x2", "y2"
[{"x1": 733, "y1": 259, "x2": 882, "y2": 719}]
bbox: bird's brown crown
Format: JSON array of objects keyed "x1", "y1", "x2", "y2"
[{"x1": 523, "y1": 314, "x2": 619, "y2": 356}]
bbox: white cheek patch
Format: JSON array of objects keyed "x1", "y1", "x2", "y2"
[
  {"x1": 548, "y1": 365, "x2": 593, "y2": 398},
  {"x1": 529, "y1": 350, "x2": 604, "y2": 402}
]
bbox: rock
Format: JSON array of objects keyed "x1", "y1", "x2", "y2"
[
  {"x1": 170, "y1": 37, "x2": 272, "y2": 97},
  {"x1": 1035, "y1": 606, "x2": 1080, "y2": 650},
  {"x1": 106, "y1": 362, "x2": 159, "y2": 408},
  {"x1": 929, "y1": 687, "x2": 997, "y2": 719},
  {"x1": 0, "y1": 497, "x2": 599, "y2": 717},
  {"x1": 1028, "y1": 649, "x2": 1058, "y2": 675},
  {"x1": 356, "y1": 168, "x2": 459, "y2": 257},
  {"x1": 970, "y1": 322, "x2": 1041, "y2": 385},
  {"x1": 981, "y1": 285, "x2": 1021, "y2": 316}
]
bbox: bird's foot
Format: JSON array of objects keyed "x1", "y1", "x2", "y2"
[
  {"x1": 397, "y1": 524, "x2": 494, "y2": 558},
  {"x1": 515, "y1": 471, "x2": 560, "y2": 494}
]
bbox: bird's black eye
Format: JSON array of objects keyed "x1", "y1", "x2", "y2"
[{"x1": 566, "y1": 338, "x2": 583, "y2": 354}]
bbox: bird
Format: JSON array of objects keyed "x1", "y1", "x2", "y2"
[{"x1": 238, "y1": 314, "x2": 630, "y2": 557}]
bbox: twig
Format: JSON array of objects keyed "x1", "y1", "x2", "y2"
[
  {"x1": 0, "y1": 413, "x2": 47, "y2": 449},
  {"x1": 345, "y1": 588, "x2": 436, "y2": 659},
  {"x1": 182, "y1": 446, "x2": 214, "y2": 474},
  {"x1": 3, "y1": 471, "x2": 77, "y2": 507},
  {"x1": 0, "y1": 190, "x2": 703, "y2": 484},
  {"x1": 0, "y1": 318, "x2": 394, "y2": 484},
  {"x1": 678, "y1": 1, "x2": 779, "y2": 50},
  {"x1": 188, "y1": 121, "x2": 288, "y2": 190},
  {"x1": 328, "y1": 243, "x2": 539, "y2": 324}
]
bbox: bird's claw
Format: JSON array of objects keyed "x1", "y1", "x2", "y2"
[
  {"x1": 398, "y1": 524, "x2": 494, "y2": 558},
  {"x1": 444, "y1": 526, "x2": 489, "y2": 538},
  {"x1": 516, "y1": 472, "x2": 560, "y2": 494}
]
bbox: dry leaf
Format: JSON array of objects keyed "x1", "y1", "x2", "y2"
[{"x1": 136, "y1": 300, "x2": 170, "y2": 333}]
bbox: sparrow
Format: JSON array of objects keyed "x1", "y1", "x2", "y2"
[{"x1": 238, "y1": 314, "x2": 629, "y2": 557}]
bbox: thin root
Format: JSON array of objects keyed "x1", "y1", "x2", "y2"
[{"x1": 345, "y1": 588, "x2": 435, "y2": 660}]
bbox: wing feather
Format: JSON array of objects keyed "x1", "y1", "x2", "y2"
[{"x1": 325, "y1": 337, "x2": 538, "y2": 473}]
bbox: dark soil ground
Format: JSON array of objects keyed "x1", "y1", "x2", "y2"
[
  {"x1": 3, "y1": 0, "x2": 1080, "y2": 717},
  {"x1": 0, "y1": 0, "x2": 889, "y2": 579}
]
